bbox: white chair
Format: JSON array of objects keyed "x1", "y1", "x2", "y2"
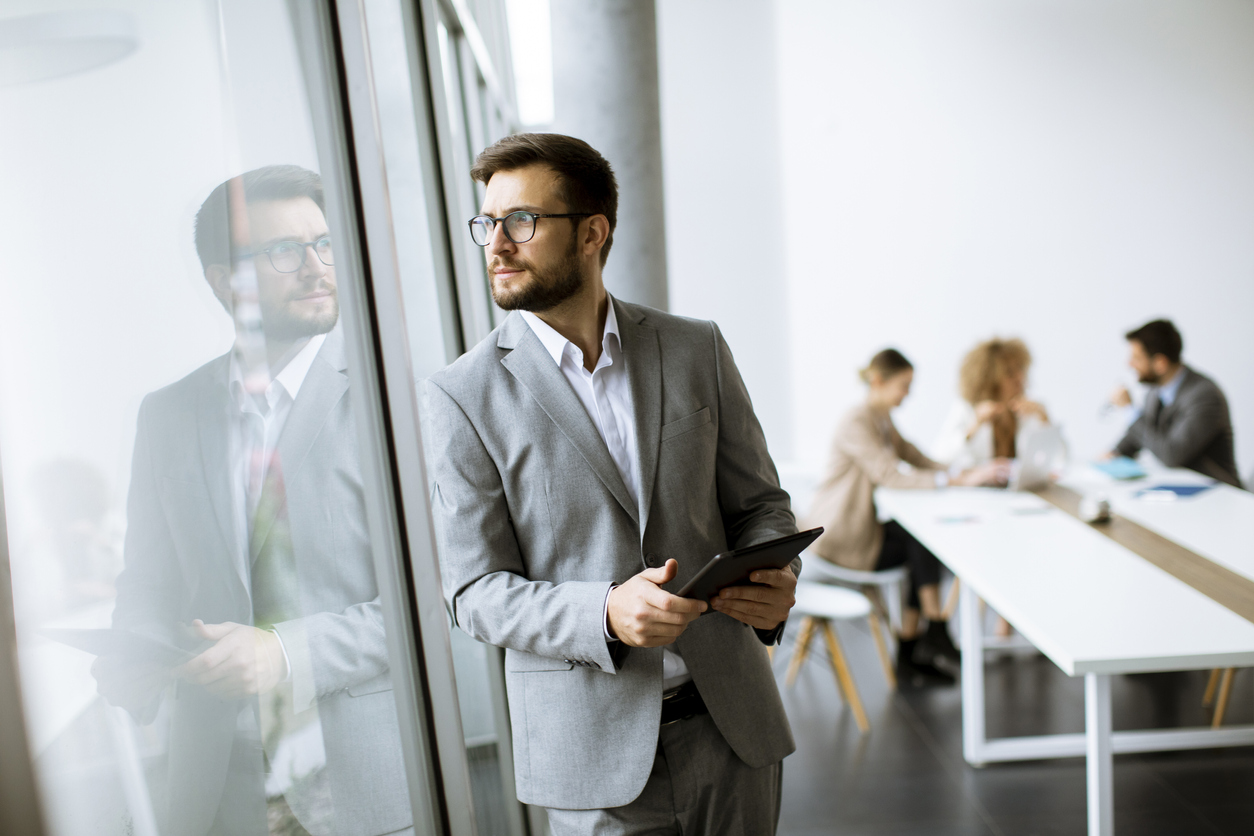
[
  {"x1": 800, "y1": 551, "x2": 905, "y2": 689},
  {"x1": 783, "y1": 581, "x2": 879, "y2": 733}
]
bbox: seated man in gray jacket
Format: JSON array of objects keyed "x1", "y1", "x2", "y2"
[{"x1": 1109, "y1": 319, "x2": 1242, "y2": 488}]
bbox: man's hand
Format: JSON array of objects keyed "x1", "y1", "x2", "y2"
[
  {"x1": 710, "y1": 566, "x2": 797, "y2": 631},
  {"x1": 607, "y1": 560, "x2": 707, "y2": 647},
  {"x1": 178, "y1": 619, "x2": 286, "y2": 698},
  {"x1": 1109, "y1": 386, "x2": 1132, "y2": 409}
]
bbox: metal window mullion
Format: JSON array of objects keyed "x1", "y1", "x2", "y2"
[
  {"x1": 287, "y1": 2, "x2": 477, "y2": 835},
  {"x1": 423, "y1": 0, "x2": 497, "y2": 346},
  {"x1": 0, "y1": 458, "x2": 47, "y2": 836}
]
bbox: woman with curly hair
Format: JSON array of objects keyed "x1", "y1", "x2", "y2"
[{"x1": 933, "y1": 337, "x2": 1051, "y2": 469}]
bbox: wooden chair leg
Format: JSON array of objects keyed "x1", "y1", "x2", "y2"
[
  {"x1": 867, "y1": 610, "x2": 897, "y2": 690},
  {"x1": 1203, "y1": 668, "x2": 1222, "y2": 707},
  {"x1": 942, "y1": 577, "x2": 961, "y2": 621},
  {"x1": 819, "y1": 620, "x2": 870, "y2": 733},
  {"x1": 1212, "y1": 668, "x2": 1236, "y2": 729},
  {"x1": 785, "y1": 616, "x2": 816, "y2": 688}
]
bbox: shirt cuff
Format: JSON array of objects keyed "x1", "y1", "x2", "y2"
[
  {"x1": 269, "y1": 628, "x2": 293, "y2": 682},
  {"x1": 603, "y1": 583, "x2": 619, "y2": 642},
  {"x1": 934, "y1": 470, "x2": 949, "y2": 488}
]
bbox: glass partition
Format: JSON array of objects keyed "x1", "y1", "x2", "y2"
[{"x1": 0, "y1": 1, "x2": 451, "y2": 833}]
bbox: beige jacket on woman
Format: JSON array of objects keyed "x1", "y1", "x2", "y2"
[{"x1": 805, "y1": 402, "x2": 944, "y2": 571}]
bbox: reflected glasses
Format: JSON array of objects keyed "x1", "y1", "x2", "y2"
[
  {"x1": 250, "y1": 237, "x2": 334, "y2": 272},
  {"x1": 468, "y1": 211, "x2": 592, "y2": 246}
]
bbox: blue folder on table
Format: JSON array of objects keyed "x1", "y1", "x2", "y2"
[
  {"x1": 1092, "y1": 457, "x2": 1147, "y2": 480},
  {"x1": 1134, "y1": 484, "x2": 1214, "y2": 500}
]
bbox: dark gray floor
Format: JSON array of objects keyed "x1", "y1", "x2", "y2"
[{"x1": 775, "y1": 619, "x2": 1254, "y2": 836}]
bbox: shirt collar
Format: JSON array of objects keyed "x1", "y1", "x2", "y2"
[
  {"x1": 1157, "y1": 366, "x2": 1186, "y2": 407},
  {"x1": 520, "y1": 295, "x2": 620, "y2": 368},
  {"x1": 228, "y1": 331, "x2": 328, "y2": 408}
]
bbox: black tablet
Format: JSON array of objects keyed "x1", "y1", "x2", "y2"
[
  {"x1": 41, "y1": 627, "x2": 198, "y2": 668},
  {"x1": 677, "y1": 527, "x2": 822, "y2": 606}
]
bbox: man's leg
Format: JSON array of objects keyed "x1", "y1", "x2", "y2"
[{"x1": 668, "y1": 714, "x2": 782, "y2": 836}]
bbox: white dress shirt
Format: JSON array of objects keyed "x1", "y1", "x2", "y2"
[
  {"x1": 227, "y1": 331, "x2": 327, "y2": 674},
  {"x1": 520, "y1": 298, "x2": 692, "y2": 690}
]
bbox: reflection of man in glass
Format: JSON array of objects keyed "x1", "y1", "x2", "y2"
[{"x1": 94, "y1": 166, "x2": 411, "y2": 836}]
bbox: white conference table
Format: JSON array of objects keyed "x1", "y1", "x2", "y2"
[{"x1": 877, "y1": 466, "x2": 1254, "y2": 836}]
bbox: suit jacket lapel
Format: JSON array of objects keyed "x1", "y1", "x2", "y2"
[
  {"x1": 498, "y1": 314, "x2": 639, "y2": 525},
  {"x1": 252, "y1": 329, "x2": 350, "y2": 561},
  {"x1": 618, "y1": 300, "x2": 662, "y2": 536},
  {"x1": 196, "y1": 356, "x2": 248, "y2": 586}
]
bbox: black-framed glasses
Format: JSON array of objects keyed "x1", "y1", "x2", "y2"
[
  {"x1": 249, "y1": 236, "x2": 334, "y2": 272},
  {"x1": 467, "y1": 211, "x2": 592, "y2": 246}
]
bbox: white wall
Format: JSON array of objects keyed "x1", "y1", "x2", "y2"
[
  {"x1": 657, "y1": 0, "x2": 793, "y2": 461},
  {"x1": 0, "y1": 0, "x2": 318, "y2": 542},
  {"x1": 659, "y1": 0, "x2": 1254, "y2": 485}
]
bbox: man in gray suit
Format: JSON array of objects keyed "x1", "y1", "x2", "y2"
[
  {"x1": 426, "y1": 134, "x2": 799, "y2": 833},
  {"x1": 94, "y1": 166, "x2": 411, "y2": 836},
  {"x1": 1110, "y1": 318, "x2": 1243, "y2": 488}
]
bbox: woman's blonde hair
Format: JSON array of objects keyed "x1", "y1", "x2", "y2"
[
  {"x1": 859, "y1": 348, "x2": 913, "y2": 384},
  {"x1": 959, "y1": 338, "x2": 1031, "y2": 404}
]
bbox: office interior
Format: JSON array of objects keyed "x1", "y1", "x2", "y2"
[{"x1": 0, "y1": 1, "x2": 1252, "y2": 835}]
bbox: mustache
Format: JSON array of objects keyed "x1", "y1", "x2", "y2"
[{"x1": 488, "y1": 256, "x2": 534, "y2": 273}]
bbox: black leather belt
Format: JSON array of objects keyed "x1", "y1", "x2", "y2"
[{"x1": 660, "y1": 680, "x2": 708, "y2": 726}]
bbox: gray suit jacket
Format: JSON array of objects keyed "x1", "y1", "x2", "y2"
[
  {"x1": 101, "y1": 329, "x2": 410, "y2": 836},
  {"x1": 425, "y1": 298, "x2": 798, "y2": 810},
  {"x1": 1115, "y1": 365, "x2": 1243, "y2": 488}
]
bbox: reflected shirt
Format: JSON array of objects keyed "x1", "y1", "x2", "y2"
[
  {"x1": 227, "y1": 331, "x2": 327, "y2": 675},
  {"x1": 520, "y1": 299, "x2": 692, "y2": 691}
]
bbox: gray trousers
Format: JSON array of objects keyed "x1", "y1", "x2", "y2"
[{"x1": 545, "y1": 713, "x2": 783, "y2": 835}]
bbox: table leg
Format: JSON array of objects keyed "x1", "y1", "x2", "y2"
[
  {"x1": 959, "y1": 580, "x2": 986, "y2": 765},
  {"x1": 1085, "y1": 673, "x2": 1114, "y2": 836}
]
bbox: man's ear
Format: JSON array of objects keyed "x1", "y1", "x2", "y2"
[
  {"x1": 583, "y1": 215, "x2": 610, "y2": 258},
  {"x1": 204, "y1": 264, "x2": 233, "y2": 312}
]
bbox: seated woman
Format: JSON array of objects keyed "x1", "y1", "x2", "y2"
[
  {"x1": 805, "y1": 349, "x2": 1005, "y2": 686},
  {"x1": 933, "y1": 337, "x2": 1050, "y2": 469}
]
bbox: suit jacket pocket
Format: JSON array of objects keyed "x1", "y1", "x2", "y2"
[
  {"x1": 347, "y1": 671, "x2": 393, "y2": 696},
  {"x1": 661, "y1": 407, "x2": 711, "y2": 442},
  {"x1": 505, "y1": 649, "x2": 575, "y2": 672}
]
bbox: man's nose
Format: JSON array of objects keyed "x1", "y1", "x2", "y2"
[
  {"x1": 486, "y1": 220, "x2": 516, "y2": 256},
  {"x1": 300, "y1": 244, "x2": 329, "y2": 279}
]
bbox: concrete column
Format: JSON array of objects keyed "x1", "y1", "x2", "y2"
[{"x1": 549, "y1": 0, "x2": 668, "y2": 310}]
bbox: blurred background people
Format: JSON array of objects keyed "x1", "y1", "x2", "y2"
[
  {"x1": 805, "y1": 349, "x2": 1006, "y2": 686},
  {"x1": 933, "y1": 337, "x2": 1051, "y2": 469},
  {"x1": 1109, "y1": 319, "x2": 1243, "y2": 488}
]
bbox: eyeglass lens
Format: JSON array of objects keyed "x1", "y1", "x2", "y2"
[
  {"x1": 268, "y1": 237, "x2": 334, "y2": 272},
  {"x1": 469, "y1": 211, "x2": 536, "y2": 246}
]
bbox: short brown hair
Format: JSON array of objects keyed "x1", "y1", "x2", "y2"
[
  {"x1": 1125, "y1": 319, "x2": 1182, "y2": 364},
  {"x1": 959, "y1": 338, "x2": 1032, "y2": 404},
  {"x1": 194, "y1": 165, "x2": 325, "y2": 271},
  {"x1": 859, "y1": 348, "x2": 913, "y2": 383},
  {"x1": 470, "y1": 133, "x2": 618, "y2": 266}
]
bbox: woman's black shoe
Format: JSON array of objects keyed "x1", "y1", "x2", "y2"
[
  {"x1": 914, "y1": 620, "x2": 961, "y2": 677},
  {"x1": 897, "y1": 638, "x2": 956, "y2": 687}
]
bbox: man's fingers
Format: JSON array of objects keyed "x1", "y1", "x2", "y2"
[
  {"x1": 643, "y1": 586, "x2": 706, "y2": 614},
  {"x1": 745, "y1": 568, "x2": 796, "y2": 589},
  {"x1": 637, "y1": 559, "x2": 679, "y2": 586},
  {"x1": 193, "y1": 619, "x2": 236, "y2": 641}
]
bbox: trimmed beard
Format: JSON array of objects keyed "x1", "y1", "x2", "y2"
[
  {"x1": 261, "y1": 295, "x2": 340, "y2": 342},
  {"x1": 490, "y1": 235, "x2": 584, "y2": 312}
]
